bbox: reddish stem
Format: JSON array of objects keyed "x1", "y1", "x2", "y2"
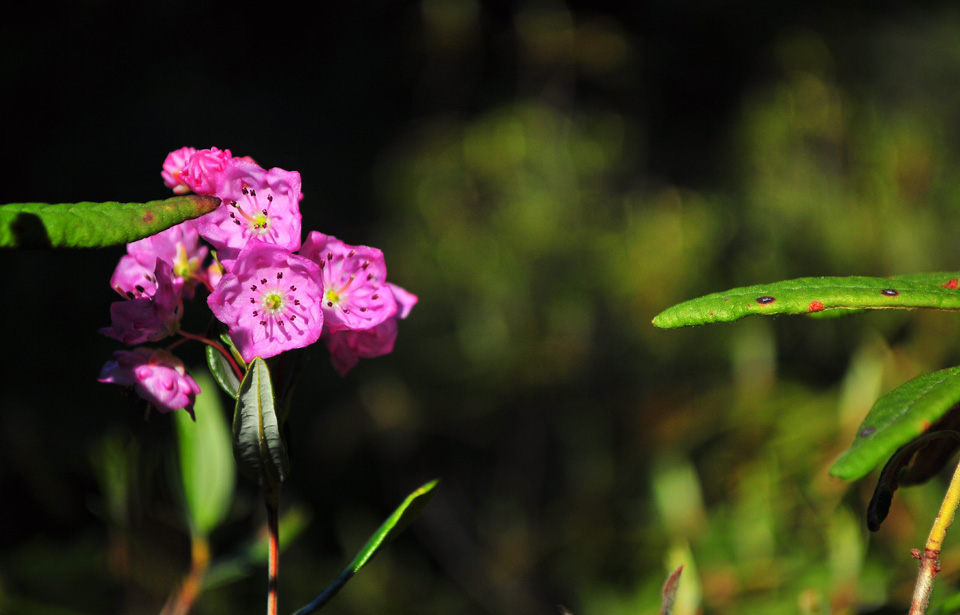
[
  {"x1": 177, "y1": 329, "x2": 244, "y2": 380},
  {"x1": 267, "y1": 501, "x2": 280, "y2": 615}
]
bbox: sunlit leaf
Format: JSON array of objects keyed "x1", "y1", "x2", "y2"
[
  {"x1": 0, "y1": 196, "x2": 220, "y2": 248},
  {"x1": 173, "y1": 372, "x2": 236, "y2": 536},
  {"x1": 291, "y1": 480, "x2": 439, "y2": 614},
  {"x1": 232, "y1": 357, "x2": 287, "y2": 487},
  {"x1": 652, "y1": 273, "x2": 960, "y2": 328},
  {"x1": 830, "y1": 366, "x2": 960, "y2": 481}
]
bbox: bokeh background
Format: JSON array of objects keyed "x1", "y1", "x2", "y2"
[{"x1": 4, "y1": 1, "x2": 960, "y2": 614}]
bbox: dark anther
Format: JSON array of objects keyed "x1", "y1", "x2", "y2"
[
  {"x1": 260, "y1": 278, "x2": 267, "y2": 284},
  {"x1": 267, "y1": 195, "x2": 273, "y2": 202},
  {"x1": 294, "y1": 299, "x2": 300, "y2": 305},
  {"x1": 253, "y1": 310, "x2": 259, "y2": 316},
  {"x1": 360, "y1": 307, "x2": 367, "y2": 312},
  {"x1": 250, "y1": 189, "x2": 256, "y2": 196},
  {"x1": 250, "y1": 285, "x2": 257, "y2": 291},
  {"x1": 277, "y1": 272, "x2": 283, "y2": 279},
  {"x1": 135, "y1": 285, "x2": 145, "y2": 293},
  {"x1": 290, "y1": 285, "x2": 297, "y2": 291},
  {"x1": 371, "y1": 294, "x2": 379, "y2": 300},
  {"x1": 327, "y1": 301, "x2": 333, "y2": 307}
]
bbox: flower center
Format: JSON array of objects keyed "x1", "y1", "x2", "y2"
[
  {"x1": 228, "y1": 187, "x2": 276, "y2": 236},
  {"x1": 264, "y1": 292, "x2": 283, "y2": 311}
]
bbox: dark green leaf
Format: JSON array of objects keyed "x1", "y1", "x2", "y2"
[
  {"x1": 206, "y1": 344, "x2": 241, "y2": 399},
  {"x1": 0, "y1": 196, "x2": 220, "y2": 248},
  {"x1": 866, "y1": 431, "x2": 960, "y2": 531},
  {"x1": 652, "y1": 273, "x2": 960, "y2": 328},
  {"x1": 232, "y1": 357, "x2": 287, "y2": 487},
  {"x1": 173, "y1": 372, "x2": 236, "y2": 536},
  {"x1": 291, "y1": 480, "x2": 439, "y2": 615},
  {"x1": 830, "y1": 366, "x2": 960, "y2": 480}
]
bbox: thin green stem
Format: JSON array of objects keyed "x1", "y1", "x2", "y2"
[{"x1": 908, "y1": 455, "x2": 960, "y2": 614}]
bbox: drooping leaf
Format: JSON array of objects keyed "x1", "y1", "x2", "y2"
[
  {"x1": 829, "y1": 366, "x2": 960, "y2": 481},
  {"x1": 291, "y1": 480, "x2": 439, "y2": 615},
  {"x1": 866, "y1": 431, "x2": 960, "y2": 531},
  {"x1": 652, "y1": 273, "x2": 960, "y2": 329},
  {"x1": 0, "y1": 196, "x2": 220, "y2": 248},
  {"x1": 232, "y1": 357, "x2": 287, "y2": 487},
  {"x1": 173, "y1": 372, "x2": 236, "y2": 536}
]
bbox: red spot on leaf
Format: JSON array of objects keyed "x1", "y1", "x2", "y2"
[
  {"x1": 809, "y1": 300, "x2": 824, "y2": 312},
  {"x1": 944, "y1": 279, "x2": 959, "y2": 289},
  {"x1": 142, "y1": 210, "x2": 154, "y2": 223},
  {"x1": 922, "y1": 420, "x2": 931, "y2": 431},
  {"x1": 723, "y1": 297, "x2": 730, "y2": 302}
]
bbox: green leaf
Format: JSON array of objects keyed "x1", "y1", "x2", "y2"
[
  {"x1": 291, "y1": 480, "x2": 439, "y2": 615},
  {"x1": 829, "y1": 366, "x2": 960, "y2": 480},
  {"x1": 232, "y1": 357, "x2": 287, "y2": 488},
  {"x1": 0, "y1": 196, "x2": 220, "y2": 248},
  {"x1": 173, "y1": 372, "x2": 236, "y2": 536},
  {"x1": 206, "y1": 343, "x2": 241, "y2": 400},
  {"x1": 652, "y1": 273, "x2": 960, "y2": 328}
]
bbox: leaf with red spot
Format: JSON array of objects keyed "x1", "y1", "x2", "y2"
[
  {"x1": 0, "y1": 195, "x2": 220, "y2": 249},
  {"x1": 652, "y1": 273, "x2": 960, "y2": 328},
  {"x1": 830, "y1": 365, "x2": 960, "y2": 481}
]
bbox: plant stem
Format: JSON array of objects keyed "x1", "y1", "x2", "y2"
[
  {"x1": 908, "y1": 456, "x2": 960, "y2": 614},
  {"x1": 176, "y1": 329, "x2": 244, "y2": 379},
  {"x1": 267, "y1": 498, "x2": 280, "y2": 615},
  {"x1": 160, "y1": 534, "x2": 211, "y2": 615}
]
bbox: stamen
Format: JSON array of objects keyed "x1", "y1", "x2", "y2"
[{"x1": 277, "y1": 272, "x2": 283, "y2": 279}]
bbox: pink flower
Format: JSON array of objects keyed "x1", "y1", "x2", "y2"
[
  {"x1": 299, "y1": 232, "x2": 397, "y2": 333},
  {"x1": 101, "y1": 260, "x2": 183, "y2": 345},
  {"x1": 323, "y1": 283, "x2": 417, "y2": 376},
  {"x1": 99, "y1": 347, "x2": 201, "y2": 416},
  {"x1": 207, "y1": 240, "x2": 323, "y2": 362},
  {"x1": 111, "y1": 221, "x2": 208, "y2": 299},
  {"x1": 162, "y1": 146, "x2": 196, "y2": 194},
  {"x1": 194, "y1": 158, "x2": 302, "y2": 266},
  {"x1": 180, "y1": 147, "x2": 233, "y2": 196}
]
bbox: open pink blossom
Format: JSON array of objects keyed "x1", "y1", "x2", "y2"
[
  {"x1": 162, "y1": 146, "x2": 196, "y2": 194},
  {"x1": 299, "y1": 232, "x2": 397, "y2": 333},
  {"x1": 323, "y1": 283, "x2": 417, "y2": 375},
  {"x1": 99, "y1": 347, "x2": 201, "y2": 416},
  {"x1": 180, "y1": 147, "x2": 233, "y2": 195},
  {"x1": 111, "y1": 221, "x2": 208, "y2": 299},
  {"x1": 101, "y1": 260, "x2": 183, "y2": 345},
  {"x1": 207, "y1": 240, "x2": 322, "y2": 362},
  {"x1": 194, "y1": 158, "x2": 302, "y2": 266}
]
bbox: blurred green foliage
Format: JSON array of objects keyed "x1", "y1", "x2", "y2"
[{"x1": 8, "y1": 4, "x2": 960, "y2": 615}]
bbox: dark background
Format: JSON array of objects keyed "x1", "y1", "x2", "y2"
[{"x1": 5, "y1": 1, "x2": 960, "y2": 613}]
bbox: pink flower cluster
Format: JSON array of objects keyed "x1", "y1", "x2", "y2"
[{"x1": 99, "y1": 147, "x2": 417, "y2": 414}]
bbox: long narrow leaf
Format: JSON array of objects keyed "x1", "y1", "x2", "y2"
[
  {"x1": 830, "y1": 366, "x2": 960, "y2": 480},
  {"x1": 653, "y1": 273, "x2": 960, "y2": 329},
  {"x1": 291, "y1": 480, "x2": 439, "y2": 615},
  {"x1": 232, "y1": 357, "x2": 287, "y2": 486},
  {"x1": 173, "y1": 372, "x2": 236, "y2": 536},
  {"x1": 0, "y1": 196, "x2": 220, "y2": 248}
]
